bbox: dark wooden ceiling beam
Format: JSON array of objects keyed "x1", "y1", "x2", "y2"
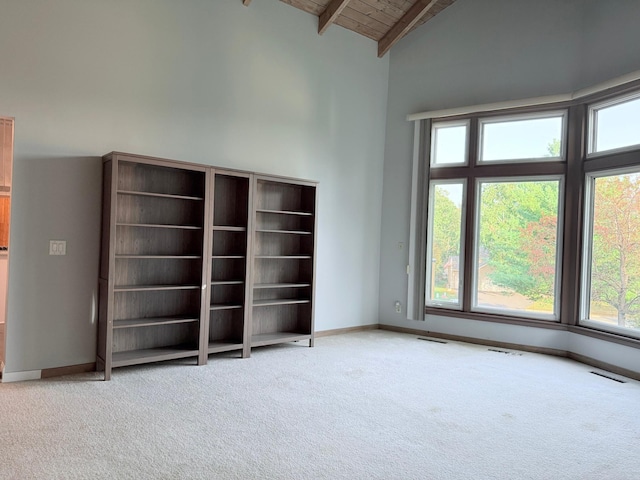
[
  {"x1": 377, "y1": 0, "x2": 439, "y2": 57},
  {"x1": 319, "y1": 0, "x2": 352, "y2": 35}
]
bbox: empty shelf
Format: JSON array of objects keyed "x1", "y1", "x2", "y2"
[
  {"x1": 114, "y1": 284, "x2": 201, "y2": 292},
  {"x1": 111, "y1": 347, "x2": 199, "y2": 368},
  {"x1": 254, "y1": 255, "x2": 312, "y2": 259},
  {"x1": 207, "y1": 342, "x2": 244, "y2": 354},
  {"x1": 117, "y1": 223, "x2": 203, "y2": 230},
  {"x1": 210, "y1": 304, "x2": 243, "y2": 311},
  {"x1": 253, "y1": 283, "x2": 310, "y2": 289},
  {"x1": 113, "y1": 317, "x2": 199, "y2": 329},
  {"x1": 117, "y1": 190, "x2": 203, "y2": 201},
  {"x1": 251, "y1": 332, "x2": 311, "y2": 347},
  {"x1": 253, "y1": 299, "x2": 310, "y2": 307},
  {"x1": 212, "y1": 226, "x2": 246, "y2": 232},
  {"x1": 256, "y1": 209, "x2": 313, "y2": 217},
  {"x1": 255, "y1": 229, "x2": 312, "y2": 235},
  {"x1": 116, "y1": 255, "x2": 201, "y2": 259}
]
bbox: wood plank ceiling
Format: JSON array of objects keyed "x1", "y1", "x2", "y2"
[{"x1": 242, "y1": 0, "x2": 457, "y2": 58}]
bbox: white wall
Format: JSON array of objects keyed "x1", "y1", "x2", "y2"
[
  {"x1": 380, "y1": 0, "x2": 640, "y2": 373},
  {"x1": 0, "y1": 0, "x2": 389, "y2": 374}
]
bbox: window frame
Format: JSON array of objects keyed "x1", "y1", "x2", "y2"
[
  {"x1": 579, "y1": 166, "x2": 640, "y2": 340},
  {"x1": 587, "y1": 90, "x2": 640, "y2": 158},
  {"x1": 416, "y1": 79, "x2": 640, "y2": 350},
  {"x1": 471, "y1": 175, "x2": 565, "y2": 321},
  {"x1": 430, "y1": 119, "x2": 470, "y2": 168},
  {"x1": 477, "y1": 110, "x2": 568, "y2": 165},
  {"x1": 425, "y1": 178, "x2": 467, "y2": 310},
  {"x1": 425, "y1": 107, "x2": 569, "y2": 326}
]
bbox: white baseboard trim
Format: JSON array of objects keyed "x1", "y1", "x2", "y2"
[{"x1": 2, "y1": 369, "x2": 42, "y2": 383}]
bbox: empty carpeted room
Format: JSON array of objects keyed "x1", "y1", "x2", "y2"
[{"x1": 1, "y1": 0, "x2": 640, "y2": 479}]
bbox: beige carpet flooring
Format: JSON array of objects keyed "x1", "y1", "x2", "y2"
[{"x1": 1, "y1": 330, "x2": 639, "y2": 479}]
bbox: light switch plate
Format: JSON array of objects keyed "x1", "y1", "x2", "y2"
[{"x1": 49, "y1": 240, "x2": 67, "y2": 255}]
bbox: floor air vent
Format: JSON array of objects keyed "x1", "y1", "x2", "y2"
[
  {"x1": 417, "y1": 337, "x2": 448, "y2": 344},
  {"x1": 488, "y1": 348, "x2": 523, "y2": 356},
  {"x1": 590, "y1": 371, "x2": 626, "y2": 383}
]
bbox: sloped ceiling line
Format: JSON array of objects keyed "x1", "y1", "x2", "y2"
[{"x1": 242, "y1": 0, "x2": 457, "y2": 58}]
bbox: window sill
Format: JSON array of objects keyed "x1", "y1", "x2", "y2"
[
  {"x1": 568, "y1": 325, "x2": 640, "y2": 349},
  {"x1": 424, "y1": 307, "x2": 567, "y2": 330},
  {"x1": 424, "y1": 307, "x2": 640, "y2": 350}
]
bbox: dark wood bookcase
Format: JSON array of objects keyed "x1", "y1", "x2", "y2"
[
  {"x1": 98, "y1": 153, "x2": 317, "y2": 380},
  {"x1": 249, "y1": 176, "x2": 318, "y2": 348},
  {"x1": 98, "y1": 154, "x2": 209, "y2": 380},
  {"x1": 202, "y1": 170, "x2": 252, "y2": 361}
]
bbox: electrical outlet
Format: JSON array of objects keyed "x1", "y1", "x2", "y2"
[
  {"x1": 49, "y1": 240, "x2": 67, "y2": 256},
  {"x1": 394, "y1": 301, "x2": 402, "y2": 314}
]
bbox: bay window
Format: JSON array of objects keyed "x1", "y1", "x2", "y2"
[{"x1": 421, "y1": 81, "x2": 640, "y2": 343}]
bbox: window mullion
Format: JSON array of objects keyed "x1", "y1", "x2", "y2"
[
  {"x1": 462, "y1": 118, "x2": 479, "y2": 311},
  {"x1": 560, "y1": 105, "x2": 587, "y2": 326}
]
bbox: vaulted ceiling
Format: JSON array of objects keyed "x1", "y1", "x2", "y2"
[{"x1": 242, "y1": 0, "x2": 457, "y2": 57}]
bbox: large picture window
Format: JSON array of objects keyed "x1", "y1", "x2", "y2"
[
  {"x1": 582, "y1": 169, "x2": 640, "y2": 337},
  {"x1": 473, "y1": 178, "x2": 561, "y2": 319},
  {"x1": 424, "y1": 110, "x2": 566, "y2": 323}
]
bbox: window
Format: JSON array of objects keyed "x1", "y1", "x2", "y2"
[
  {"x1": 474, "y1": 178, "x2": 562, "y2": 319},
  {"x1": 479, "y1": 112, "x2": 565, "y2": 163},
  {"x1": 430, "y1": 121, "x2": 468, "y2": 166},
  {"x1": 425, "y1": 110, "x2": 567, "y2": 320},
  {"x1": 581, "y1": 169, "x2": 640, "y2": 337},
  {"x1": 417, "y1": 80, "x2": 640, "y2": 350},
  {"x1": 420, "y1": 81, "x2": 640, "y2": 345},
  {"x1": 589, "y1": 92, "x2": 640, "y2": 155},
  {"x1": 424, "y1": 110, "x2": 566, "y2": 323},
  {"x1": 425, "y1": 181, "x2": 465, "y2": 308}
]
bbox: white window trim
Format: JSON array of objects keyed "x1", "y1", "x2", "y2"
[
  {"x1": 587, "y1": 90, "x2": 640, "y2": 157},
  {"x1": 430, "y1": 119, "x2": 470, "y2": 168},
  {"x1": 477, "y1": 110, "x2": 568, "y2": 165},
  {"x1": 580, "y1": 166, "x2": 640, "y2": 340},
  {"x1": 425, "y1": 179, "x2": 467, "y2": 310}
]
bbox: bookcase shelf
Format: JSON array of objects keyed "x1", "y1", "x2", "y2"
[
  {"x1": 255, "y1": 255, "x2": 312, "y2": 259},
  {"x1": 212, "y1": 225, "x2": 246, "y2": 232},
  {"x1": 256, "y1": 208, "x2": 313, "y2": 216},
  {"x1": 117, "y1": 189, "x2": 204, "y2": 201},
  {"x1": 251, "y1": 332, "x2": 312, "y2": 347},
  {"x1": 256, "y1": 229, "x2": 312, "y2": 235},
  {"x1": 117, "y1": 223, "x2": 203, "y2": 230},
  {"x1": 113, "y1": 316, "x2": 199, "y2": 329},
  {"x1": 253, "y1": 283, "x2": 311, "y2": 289},
  {"x1": 253, "y1": 299, "x2": 310, "y2": 307},
  {"x1": 112, "y1": 346, "x2": 199, "y2": 368},
  {"x1": 114, "y1": 284, "x2": 201, "y2": 292},
  {"x1": 116, "y1": 255, "x2": 202, "y2": 259},
  {"x1": 210, "y1": 304, "x2": 243, "y2": 311}
]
